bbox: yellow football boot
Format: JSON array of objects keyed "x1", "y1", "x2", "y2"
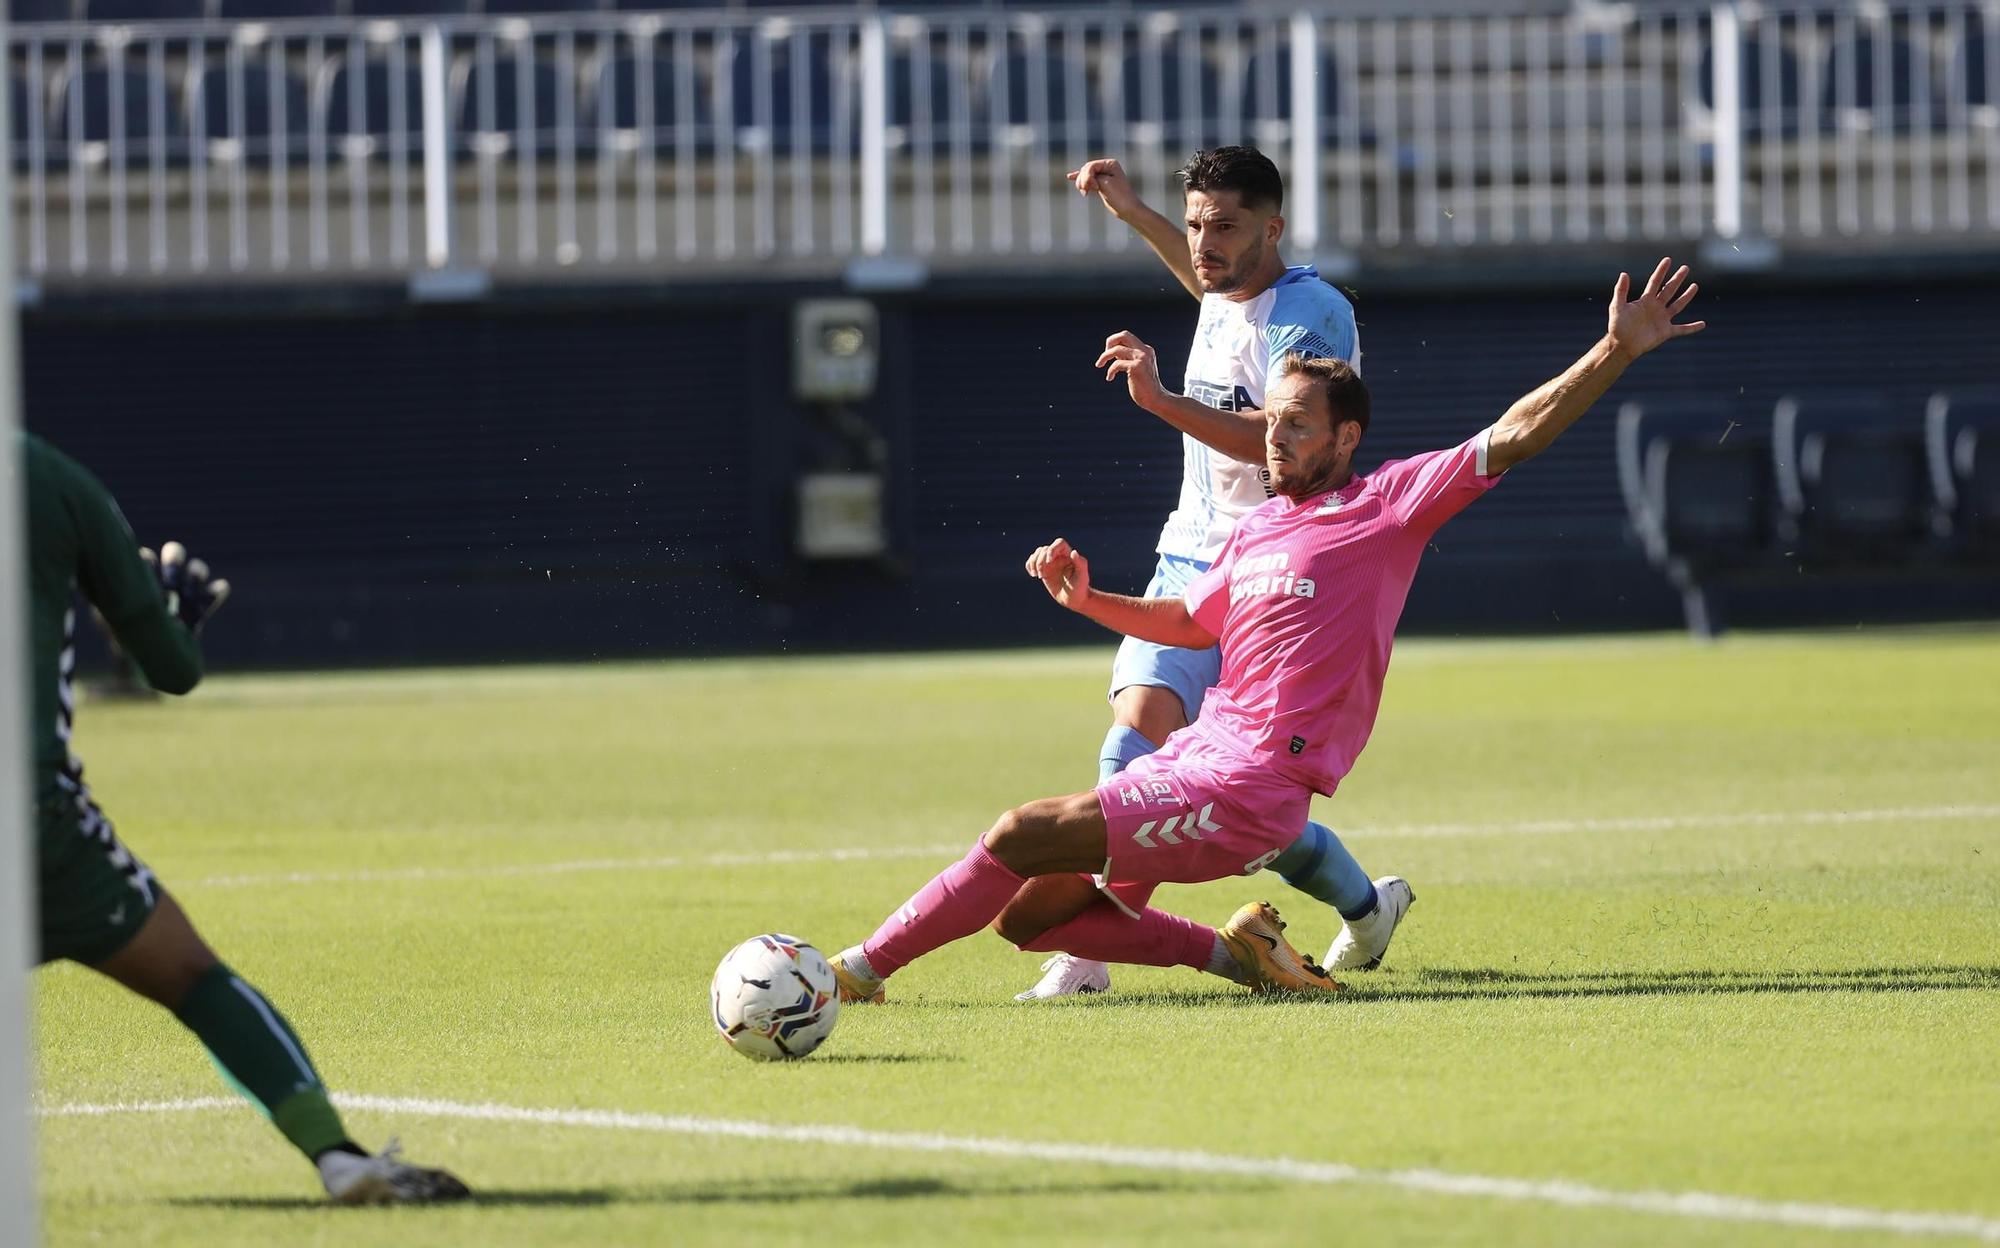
[{"x1": 1219, "y1": 902, "x2": 1345, "y2": 995}]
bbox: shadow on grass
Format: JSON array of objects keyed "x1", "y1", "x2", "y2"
[
  {"x1": 802, "y1": 1052, "x2": 959, "y2": 1065},
  {"x1": 1386, "y1": 964, "x2": 2000, "y2": 1004},
  {"x1": 987, "y1": 964, "x2": 2000, "y2": 1009},
  {"x1": 166, "y1": 1174, "x2": 1186, "y2": 1211}
]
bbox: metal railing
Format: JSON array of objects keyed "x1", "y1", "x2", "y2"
[{"x1": 6, "y1": 1, "x2": 1997, "y2": 288}]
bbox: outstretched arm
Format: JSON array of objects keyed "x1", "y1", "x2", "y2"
[
  {"x1": 1096, "y1": 331, "x2": 1268, "y2": 464},
  {"x1": 1069, "y1": 159, "x2": 1203, "y2": 302},
  {"x1": 1026, "y1": 538, "x2": 1218, "y2": 650},
  {"x1": 1485, "y1": 257, "x2": 1706, "y2": 476}
]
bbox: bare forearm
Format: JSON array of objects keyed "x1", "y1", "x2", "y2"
[
  {"x1": 1073, "y1": 591, "x2": 1216, "y2": 649},
  {"x1": 1119, "y1": 202, "x2": 1202, "y2": 301},
  {"x1": 1140, "y1": 393, "x2": 1268, "y2": 464},
  {"x1": 1486, "y1": 336, "x2": 1632, "y2": 474}
]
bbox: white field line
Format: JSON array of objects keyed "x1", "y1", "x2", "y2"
[
  {"x1": 186, "y1": 803, "x2": 2000, "y2": 890},
  {"x1": 38, "y1": 1093, "x2": 2000, "y2": 1242}
]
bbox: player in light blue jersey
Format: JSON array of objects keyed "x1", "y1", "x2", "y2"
[{"x1": 1004, "y1": 147, "x2": 1413, "y2": 1000}]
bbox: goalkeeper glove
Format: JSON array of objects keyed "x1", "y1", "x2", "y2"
[{"x1": 140, "y1": 540, "x2": 231, "y2": 634}]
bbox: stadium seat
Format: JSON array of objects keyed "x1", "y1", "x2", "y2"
[
  {"x1": 454, "y1": 50, "x2": 577, "y2": 156},
  {"x1": 481, "y1": 0, "x2": 607, "y2": 15},
  {"x1": 1773, "y1": 393, "x2": 1931, "y2": 561},
  {"x1": 1820, "y1": 26, "x2": 1926, "y2": 132},
  {"x1": 1696, "y1": 28, "x2": 1803, "y2": 137},
  {"x1": 1926, "y1": 389, "x2": 2000, "y2": 559},
  {"x1": 188, "y1": 58, "x2": 313, "y2": 164},
  {"x1": 320, "y1": 55, "x2": 427, "y2": 153},
  {"x1": 51, "y1": 64, "x2": 187, "y2": 161},
  {"x1": 82, "y1": 0, "x2": 211, "y2": 18},
  {"x1": 885, "y1": 39, "x2": 969, "y2": 153},
  {"x1": 725, "y1": 28, "x2": 845, "y2": 155},
  {"x1": 214, "y1": 0, "x2": 341, "y2": 17},
  {"x1": 584, "y1": 51, "x2": 710, "y2": 151},
  {"x1": 346, "y1": 0, "x2": 474, "y2": 18},
  {"x1": 1947, "y1": 13, "x2": 1992, "y2": 112},
  {"x1": 1617, "y1": 398, "x2": 1773, "y2": 637},
  {"x1": 1110, "y1": 32, "x2": 1223, "y2": 150},
  {"x1": 980, "y1": 43, "x2": 1100, "y2": 149},
  {"x1": 1238, "y1": 40, "x2": 1358, "y2": 149},
  {"x1": 10, "y1": 0, "x2": 82, "y2": 21}
]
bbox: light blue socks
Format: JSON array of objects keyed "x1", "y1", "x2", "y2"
[
  {"x1": 1270, "y1": 820, "x2": 1379, "y2": 920},
  {"x1": 1098, "y1": 724, "x2": 1160, "y2": 783}
]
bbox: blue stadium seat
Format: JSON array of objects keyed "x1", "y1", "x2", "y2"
[
  {"x1": 481, "y1": 0, "x2": 607, "y2": 15},
  {"x1": 189, "y1": 58, "x2": 312, "y2": 163},
  {"x1": 83, "y1": 0, "x2": 210, "y2": 19},
  {"x1": 1617, "y1": 397, "x2": 1772, "y2": 636},
  {"x1": 10, "y1": 0, "x2": 82, "y2": 21},
  {"x1": 1820, "y1": 27, "x2": 1926, "y2": 132},
  {"x1": 455, "y1": 51, "x2": 577, "y2": 154},
  {"x1": 585, "y1": 51, "x2": 709, "y2": 150},
  {"x1": 52, "y1": 64, "x2": 186, "y2": 157},
  {"x1": 214, "y1": 0, "x2": 340, "y2": 17},
  {"x1": 1774, "y1": 393, "x2": 1931, "y2": 561},
  {"x1": 1926, "y1": 389, "x2": 2000, "y2": 559},
  {"x1": 726, "y1": 28, "x2": 844, "y2": 155},
  {"x1": 320, "y1": 55, "x2": 426, "y2": 149},
  {"x1": 1111, "y1": 32, "x2": 1223, "y2": 150},
  {"x1": 1955, "y1": 13, "x2": 1993, "y2": 108},
  {"x1": 347, "y1": 0, "x2": 473, "y2": 18},
  {"x1": 981, "y1": 43, "x2": 1100, "y2": 148},
  {"x1": 1239, "y1": 40, "x2": 1358, "y2": 148},
  {"x1": 887, "y1": 38, "x2": 970, "y2": 153},
  {"x1": 1697, "y1": 29, "x2": 1804, "y2": 137}
]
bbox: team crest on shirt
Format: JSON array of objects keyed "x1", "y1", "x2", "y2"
[{"x1": 1229, "y1": 551, "x2": 1317, "y2": 603}]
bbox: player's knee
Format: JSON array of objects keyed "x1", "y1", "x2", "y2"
[{"x1": 981, "y1": 806, "x2": 1042, "y2": 871}]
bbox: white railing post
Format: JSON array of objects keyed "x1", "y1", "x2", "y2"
[
  {"x1": 421, "y1": 24, "x2": 453, "y2": 270},
  {"x1": 1710, "y1": 3, "x2": 1743, "y2": 239},
  {"x1": 0, "y1": 9, "x2": 42, "y2": 1242},
  {"x1": 859, "y1": 15, "x2": 889, "y2": 257},
  {"x1": 1288, "y1": 12, "x2": 1321, "y2": 255}
]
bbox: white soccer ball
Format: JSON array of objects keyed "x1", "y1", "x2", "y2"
[{"x1": 710, "y1": 933, "x2": 842, "y2": 1061}]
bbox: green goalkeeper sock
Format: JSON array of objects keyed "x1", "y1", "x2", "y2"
[{"x1": 172, "y1": 963, "x2": 351, "y2": 1159}]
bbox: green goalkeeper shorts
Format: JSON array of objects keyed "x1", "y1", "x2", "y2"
[{"x1": 36, "y1": 786, "x2": 159, "y2": 966}]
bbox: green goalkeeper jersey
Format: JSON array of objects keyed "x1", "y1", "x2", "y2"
[{"x1": 23, "y1": 433, "x2": 202, "y2": 806}]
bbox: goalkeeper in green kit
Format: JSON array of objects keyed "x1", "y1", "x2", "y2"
[{"x1": 22, "y1": 432, "x2": 469, "y2": 1204}]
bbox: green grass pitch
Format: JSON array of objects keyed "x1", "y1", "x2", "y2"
[{"x1": 31, "y1": 628, "x2": 2000, "y2": 1246}]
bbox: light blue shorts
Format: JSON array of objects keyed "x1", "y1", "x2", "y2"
[{"x1": 1107, "y1": 553, "x2": 1221, "y2": 723}]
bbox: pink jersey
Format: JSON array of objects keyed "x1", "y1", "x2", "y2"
[{"x1": 1180, "y1": 430, "x2": 1504, "y2": 796}]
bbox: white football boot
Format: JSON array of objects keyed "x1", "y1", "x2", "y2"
[
  {"x1": 1014, "y1": 954, "x2": 1111, "y2": 1001},
  {"x1": 319, "y1": 1139, "x2": 471, "y2": 1204},
  {"x1": 1324, "y1": 876, "x2": 1415, "y2": 972}
]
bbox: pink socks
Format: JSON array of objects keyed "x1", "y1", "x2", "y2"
[
  {"x1": 861, "y1": 839, "x2": 1026, "y2": 977},
  {"x1": 1021, "y1": 904, "x2": 1216, "y2": 971}
]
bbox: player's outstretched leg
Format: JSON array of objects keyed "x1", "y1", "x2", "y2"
[
  {"x1": 1015, "y1": 901, "x2": 1255, "y2": 988},
  {"x1": 91, "y1": 892, "x2": 470, "y2": 1204},
  {"x1": 1269, "y1": 821, "x2": 1417, "y2": 972},
  {"x1": 832, "y1": 793, "x2": 1105, "y2": 1003}
]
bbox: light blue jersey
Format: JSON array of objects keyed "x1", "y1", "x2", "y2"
[{"x1": 1154, "y1": 266, "x2": 1360, "y2": 564}]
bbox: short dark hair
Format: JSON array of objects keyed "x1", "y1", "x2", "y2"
[
  {"x1": 1277, "y1": 353, "x2": 1371, "y2": 437},
  {"x1": 1177, "y1": 146, "x2": 1284, "y2": 214}
]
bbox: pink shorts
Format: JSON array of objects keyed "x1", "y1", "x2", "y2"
[{"x1": 1092, "y1": 733, "x2": 1312, "y2": 891}]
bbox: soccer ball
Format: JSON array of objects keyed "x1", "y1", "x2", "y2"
[{"x1": 710, "y1": 934, "x2": 841, "y2": 1061}]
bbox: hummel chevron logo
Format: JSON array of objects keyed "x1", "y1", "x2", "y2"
[{"x1": 1133, "y1": 803, "x2": 1221, "y2": 849}]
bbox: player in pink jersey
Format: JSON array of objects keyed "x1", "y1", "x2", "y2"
[{"x1": 827, "y1": 258, "x2": 1705, "y2": 1003}]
